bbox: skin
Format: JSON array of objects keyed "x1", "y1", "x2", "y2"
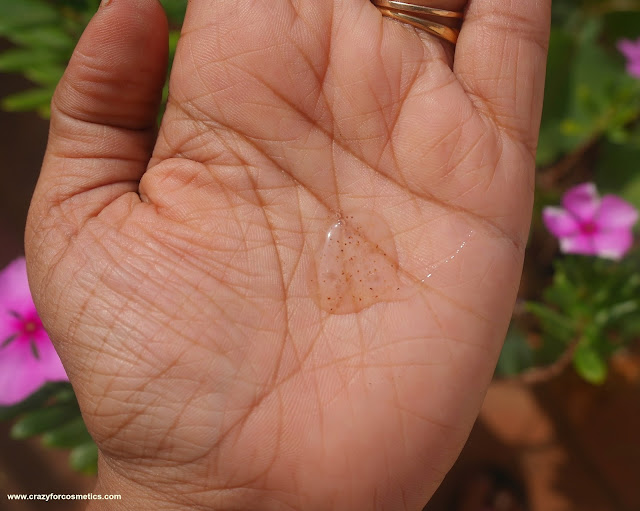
[{"x1": 25, "y1": 0, "x2": 551, "y2": 509}]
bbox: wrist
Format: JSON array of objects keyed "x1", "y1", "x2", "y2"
[
  {"x1": 86, "y1": 458, "x2": 168, "y2": 511},
  {"x1": 86, "y1": 454, "x2": 284, "y2": 511}
]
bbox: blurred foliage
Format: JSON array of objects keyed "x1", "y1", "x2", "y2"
[
  {"x1": 498, "y1": 256, "x2": 640, "y2": 384},
  {"x1": 496, "y1": 0, "x2": 640, "y2": 384},
  {"x1": 0, "y1": 0, "x2": 185, "y2": 116},
  {"x1": 538, "y1": 5, "x2": 640, "y2": 167},
  {"x1": 0, "y1": 382, "x2": 97, "y2": 474}
]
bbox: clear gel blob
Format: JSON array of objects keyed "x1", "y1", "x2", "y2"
[{"x1": 314, "y1": 210, "x2": 407, "y2": 314}]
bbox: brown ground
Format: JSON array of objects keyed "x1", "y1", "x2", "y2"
[{"x1": 427, "y1": 354, "x2": 640, "y2": 511}]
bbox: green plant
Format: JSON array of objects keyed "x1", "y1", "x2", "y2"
[
  {"x1": 0, "y1": 0, "x2": 185, "y2": 116},
  {"x1": 0, "y1": 382, "x2": 97, "y2": 474},
  {"x1": 498, "y1": 255, "x2": 640, "y2": 384},
  {"x1": 495, "y1": 1, "x2": 640, "y2": 384}
]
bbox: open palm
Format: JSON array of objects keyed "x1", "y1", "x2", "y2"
[{"x1": 26, "y1": 0, "x2": 550, "y2": 509}]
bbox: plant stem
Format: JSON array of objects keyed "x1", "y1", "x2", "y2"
[{"x1": 516, "y1": 337, "x2": 581, "y2": 384}]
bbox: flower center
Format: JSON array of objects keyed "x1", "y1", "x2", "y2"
[
  {"x1": 1, "y1": 310, "x2": 45, "y2": 360},
  {"x1": 23, "y1": 321, "x2": 38, "y2": 333},
  {"x1": 579, "y1": 220, "x2": 598, "y2": 235}
]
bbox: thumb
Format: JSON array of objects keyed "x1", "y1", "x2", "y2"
[{"x1": 27, "y1": 0, "x2": 168, "y2": 248}]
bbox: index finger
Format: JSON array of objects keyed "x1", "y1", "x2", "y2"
[{"x1": 454, "y1": 0, "x2": 552, "y2": 153}]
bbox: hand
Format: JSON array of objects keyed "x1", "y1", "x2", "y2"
[{"x1": 25, "y1": 0, "x2": 550, "y2": 509}]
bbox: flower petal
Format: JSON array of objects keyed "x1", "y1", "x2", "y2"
[
  {"x1": 618, "y1": 39, "x2": 640, "y2": 78},
  {"x1": 618, "y1": 39, "x2": 640, "y2": 60},
  {"x1": 595, "y1": 195, "x2": 639, "y2": 230},
  {"x1": 543, "y1": 207, "x2": 580, "y2": 238},
  {"x1": 0, "y1": 257, "x2": 67, "y2": 406},
  {"x1": 0, "y1": 317, "x2": 19, "y2": 351},
  {"x1": 0, "y1": 257, "x2": 34, "y2": 315},
  {"x1": 0, "y1": 343, "x2": 48, "y2": 406},
  {"x1": 558, "y1": 233, "x2": 596, "y2": 256},
  {"x1": 591, "y1": 229, "x2": 634, "y2": 261},
  {"x1": 0, "y1": 336, "x2": 68, "y2": 406},
  {"x1": 627, "y1": 61, "x2": 640, "y2": 79},
  {"x1": 35, "y1": 333, "x2": 69, "y2": 382},
  {"x1": 562, "y1": 182, "x2": 600, "y2": 222}
]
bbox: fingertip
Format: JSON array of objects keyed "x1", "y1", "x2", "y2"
[
  {"x1": 453, "y1": 0, "x2": 551, "y2": 145},
  {"x1": 53, "y1": 0, "x2": 169, "y2": 130}
]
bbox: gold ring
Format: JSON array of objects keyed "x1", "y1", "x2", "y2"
[
  {"x1": 371, "y1": 0, "x2": 462, "y2": 44},
  {"x1": 372, "y1": 0, "x2": 463, "y2": 19}
]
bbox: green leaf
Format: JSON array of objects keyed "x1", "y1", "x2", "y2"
[
  {"x1": 52, "y1": 0, "x2": 99, "y2": 11},
  {"x1": 4, "y1": 26, "x2": 75, "y2": 51},
  {"x1": 536, "y1": 15, "x2": 640, "y2": 167},
  {"x1": 496, "y1": 323, "x2": 534, "y2": 376},
  {"x1": 55, "y1": 385, "x2": 80, "y2": 403},
  {"x1": 567, "y1": 40, "x2": 621, "y2": 126},
  {"x1": 526, "y1": 301, "x2": 576, "y2": 341},
  {"x1": 161, "y1": 0, "x2": 187, "y2": 25},
  {"x1": 41, "y1": 416, "x2": 93, "y2": 448},
  {"x1": 24, "y1": 65, "x2": 66, "y2": 87},
  {"x1": 573, "y1": 343, "x2": 608, "y2": 384},
  {"x1": 529, "y1": 253, "x2": 640, "y2": 382},
  {"x1": 10, "y1": 403, "x2": 79, "y2": 439},
  {"x1": 551, "y1": 0, "x2": 583, "y2": 27},
  {"x1": 69, "y1": 442, "x2": 98, "y2": 475},
  {"x1": 169, "y1": 29, "x2": 181, "y2": 61},
  {"x1": 594, "y1": 300, "x2": 639, "y2": 328},
  {"x1": 0, "y1": 0, "x2": 60, "y2": 34},
  {"x1": 537, "y1": 28, "x2": 576, "y2": 165},
  {"x1": 543, "y1": 266, "x2": 579, "y2": 313},
  {"x1": 544, "y1": 31, "x2": 640, "y2": 163},
  {"x1": 0, "y1": 48, "x2": 62, "y2": 72},
  {"x1": 1, "y1": 88, "x2": 54, "y2": 112},
  {"x1": 0, "y1": 382, "x2": 71, "y2": 421}
]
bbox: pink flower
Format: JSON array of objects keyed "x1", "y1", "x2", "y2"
[
  {"x1": 0, "y1": 257, "x2": 68, "y2": 406},
  {"x1": 543, "y1": 183, "x2": 638, "y2": 260},
  {"x1": 618, "y1": 38, "x2": 640, "y2": 78}
]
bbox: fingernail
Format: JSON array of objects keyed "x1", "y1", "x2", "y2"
[{"x1": 101, "y1": 0, "x2": 113, "y2": 7}]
